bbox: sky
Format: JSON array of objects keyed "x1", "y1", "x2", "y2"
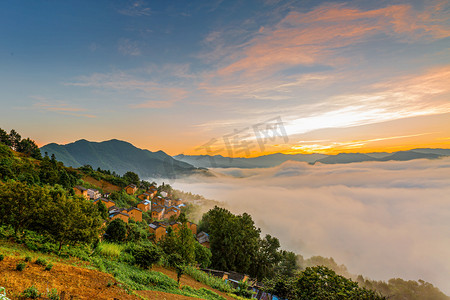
[
  {"x1": 171, "y1": 157, "x2": 450, "y2": 294},
  {"x1": 0, "y1": 0, "x2": 449, "y2": 156}
]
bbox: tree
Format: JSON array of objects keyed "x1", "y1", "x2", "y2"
[
  {"x1": 176, "y1": 224, "x2": 196, "y2": 264},
  {"x1": 250, "y1": 234, "x2": 282, "y2": 280},
  {"x1": 200, "y1": 206, "x2": 260, "y2": 275},
  {"x1": 0, "y1": 128, "x2": 10, "y2": 146},
  {"x1": 8, "y1": 129, "x2": 21, "y2": 151},
  {"x1": 123, "y1": 171, "x2": 140, "y2": 186},
  {"x1": 194, "y1": 242, "x2": 211, "y2": 268},
  {"x1": 17, "y1": 138, "x2": 41, "y2": 159},
  {"x1": 0, "y1": 181, "x2": 50, "y2": 235},
  {"x1": 295, "y1": 266, "x2": 386, "y2": 300},
  {"x1": 132, "y1": 244, "x2": 161, "y2": 269},
  {"x1": 105, "y1": 219, "x2": 127, "y2": 243},
  {"x1": 39, "y1": 192, "x2": 101, "y2": 253},
  {"x1": 275, "y1": 250, "x2": 299, "y2": 277},
  {"x1": 96, "y1": 200, "x2": 108, "y2": 220},
  {"x1": 167, "y1": 253, "x2": 185, "y2": 285}
]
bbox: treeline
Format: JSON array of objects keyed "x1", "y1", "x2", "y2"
[
  {"x1": 0, "y1": 128, "x2": 41, "y2": 159},
  {"x1": 199, "y1": 206, "x2": 385, "y2": 299},
  {"x1": 1, "y1": 142, "x2": 80, "y2": 188},
  {"x1": 0, "y1": 181, "x2": 101, "y2": 251}
]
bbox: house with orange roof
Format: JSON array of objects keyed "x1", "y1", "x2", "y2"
[{"x1": 124, "y1": 184, "x2": 137, "y2": 195}]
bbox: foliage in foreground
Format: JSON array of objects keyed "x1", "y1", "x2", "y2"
[{"x1": 264, "y1": 266, "x2": 386, "y2": 300}]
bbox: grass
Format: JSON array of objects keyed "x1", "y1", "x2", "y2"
[
  {"x1": 97, "y1": 242, "x2": 124, "y2": 259},
  {"x1": 184, "y1": 265, "x2": 236, "y2": 293},
  {"x1": 91, "y1": 257, "x2": 226, "y2": 300}
]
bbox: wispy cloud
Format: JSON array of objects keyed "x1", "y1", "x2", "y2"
[
  {"x1": 214, "y1": 1, "x2": 450, "y2": 77},
  {"x1": 289, "y1": 133, "x2": 435, "y2": 153},
  {"x1": 118, "y1": 0, "x2": 151, "y2": 16},
  {"x1": 118, "y1": 38, "x2": 141, "y2": 56},
  {"x1": 27, "y1": 97, "x2": 96, "y2": 118},
  {"x1": 66, "y1": 71, "x2": 189, "y2": 108}
]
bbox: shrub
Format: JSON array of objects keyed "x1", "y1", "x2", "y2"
[
  {"x1": 21, "y1": 285, "x2": 41, "y2": 299},
  {"x1": 0, "y1": 254, "x2": 4, "y2": 262},
  {"x1": 24, "y1": 256, "x2": 32, "y2": 262},
  {"x1": 16, "y1": 262, "x2": 27, "y2": 271},
  {"x1": 104, "y1": 219, "x2": 127, "y2": 243},
  {"x1": 45, "y1": 263, "x2": 53, "y2": 271},
  {"x1": 47, "y1": 288, "x2": 59, "y2": 300},
  {"x1": 132, "y1": 244, "x2": 161, "y2": 269},
  {"x1": 35, "y1": 258, "x2": 47, "y2": 266}
]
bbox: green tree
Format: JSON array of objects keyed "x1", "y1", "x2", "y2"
[
  {"x1": 194, "y1": 242, "x2": 211, "y2": 268},
  {"x1": 132, "y1": 244, "x2": 161, "y2": 269},
  {"x1": 105, "y1": 219, "x2": 127, "y2": 243},
  {"x1": 295, "y1": 266, "x2": 385, "y2": 300},
  {"x1": 167, "y1": 253, "x2": 185, "y2": 285},
  {"x1": 123, "y1": 171, "x2": 140, "y2": 186},
  {"x1": 8, "y1": 129, "x2": 21, "y2": 151},
  {"x1": 39, "y1": 192, "x2": 101, "y2": 252},
  {"x1": 200, "y1": 206, "x2": 260, "y2": 275},
  {"x1": 250, "y1": 234, "x2": 282, "y2": 280},
  {"x1": 17, "y1": 138, "x2": 42, "y2": 159},
  {"x1": 0, "y1": 181, "x2": 50, "y2": 235},
  {"x1": 96, "y1": 200, "x2": 108, "y2": 220},
  {"x1": 0, "y1": 128, "x2": 10, "y2": 146}
]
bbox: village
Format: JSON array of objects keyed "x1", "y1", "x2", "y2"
[{"x1": 73, "y1": 183, "x2": 210, "y2": 247}]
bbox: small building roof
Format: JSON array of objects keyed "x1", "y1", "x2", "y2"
[{"x1": 74, "y1": 186, "x2": 87, "y2": 191}]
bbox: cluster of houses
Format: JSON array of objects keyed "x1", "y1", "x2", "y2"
[{"x1": 73, "y1": 183, "x2": 209, "y2": 247}]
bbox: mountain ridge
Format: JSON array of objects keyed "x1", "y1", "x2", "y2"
[{"x1": 40, "y1": 139, "x2": 205, "y2": 179}]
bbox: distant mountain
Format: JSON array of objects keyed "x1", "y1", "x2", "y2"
[
  {"x1": 176, "y1": 149, "x2": 449, "y2": 168},
  {"x1": 174, "y1": 153, "x2": 328, "y2": 168},
  {"x1": 40, "y1": 139, "x2": 205, "y2": 178},
  {"x1": 412, "y1": 148, "x2": 450, "y2": 156},
  {"x1": 315, "y1": 153, "x2": 376, "y2": 164},
  {"x1": 379, "y1": 150, "x2": 441, "y2": 161}
]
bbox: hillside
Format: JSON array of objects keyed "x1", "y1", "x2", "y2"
[
  {"x1": 176, "y1": 149, "x2": 449, "y2": 168},
  {"x1": 41, "y1": 139, "x2": 205, "y2": 178}
]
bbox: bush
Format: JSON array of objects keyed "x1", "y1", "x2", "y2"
[
  {"x1": 105, "y1": 219, "x2": 127, "y2": 243},
  {"x1": 35, "y1": 258, "x2": 47, "y2": 266},
  {"x1": 16, "y1": 262, "x2": 27, "y2": 271},
  {"x1": 24, "y1": 256, "x2": 32, "y2": 262},
  {"x1": 47, "y1": 288, "x2": 59, "y2": 300},
  {"x1": 21, "y1": 285, "x2": 41, "y2": 299},
  {"x1": 0, "y1": 254, "x2": 4, "y2": 262},
  {"x1": 132, "y1": 244, "x2": 161, "y2": 269},
  {"x1": 45, "y1": 263, "x2": 53, "y2": 271}
]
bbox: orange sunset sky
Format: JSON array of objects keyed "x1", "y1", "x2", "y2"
[{"x1": 0, "y1": 0, "x2": 449, "y2": 157}]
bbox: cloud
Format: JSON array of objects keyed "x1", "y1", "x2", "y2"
[
  {"x1": 283, "y1": 66, "x2": 450, "y2": 134},
  {"x1": 118, "y1": 38, "x2": 141, "y2": 56},
  {"x1": 28, "y1": 99, "x2": 96, "y2": 118},
  {"x1": 214, "y1": 1, "x2": 450, "y2": 77},
  {"x1": 66, "y1": 71, "x2": 189, "y2": 108},
  {"x1": 171, "y1": 157, "x2": 450, "y2": 295},
  {"x1": 118, "y1": 0, "x2": 151, "y2": 16}
]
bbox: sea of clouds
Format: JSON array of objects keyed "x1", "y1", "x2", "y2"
[{"x1": 170, "y1": 157, "x2": 450, "y2": 294}]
